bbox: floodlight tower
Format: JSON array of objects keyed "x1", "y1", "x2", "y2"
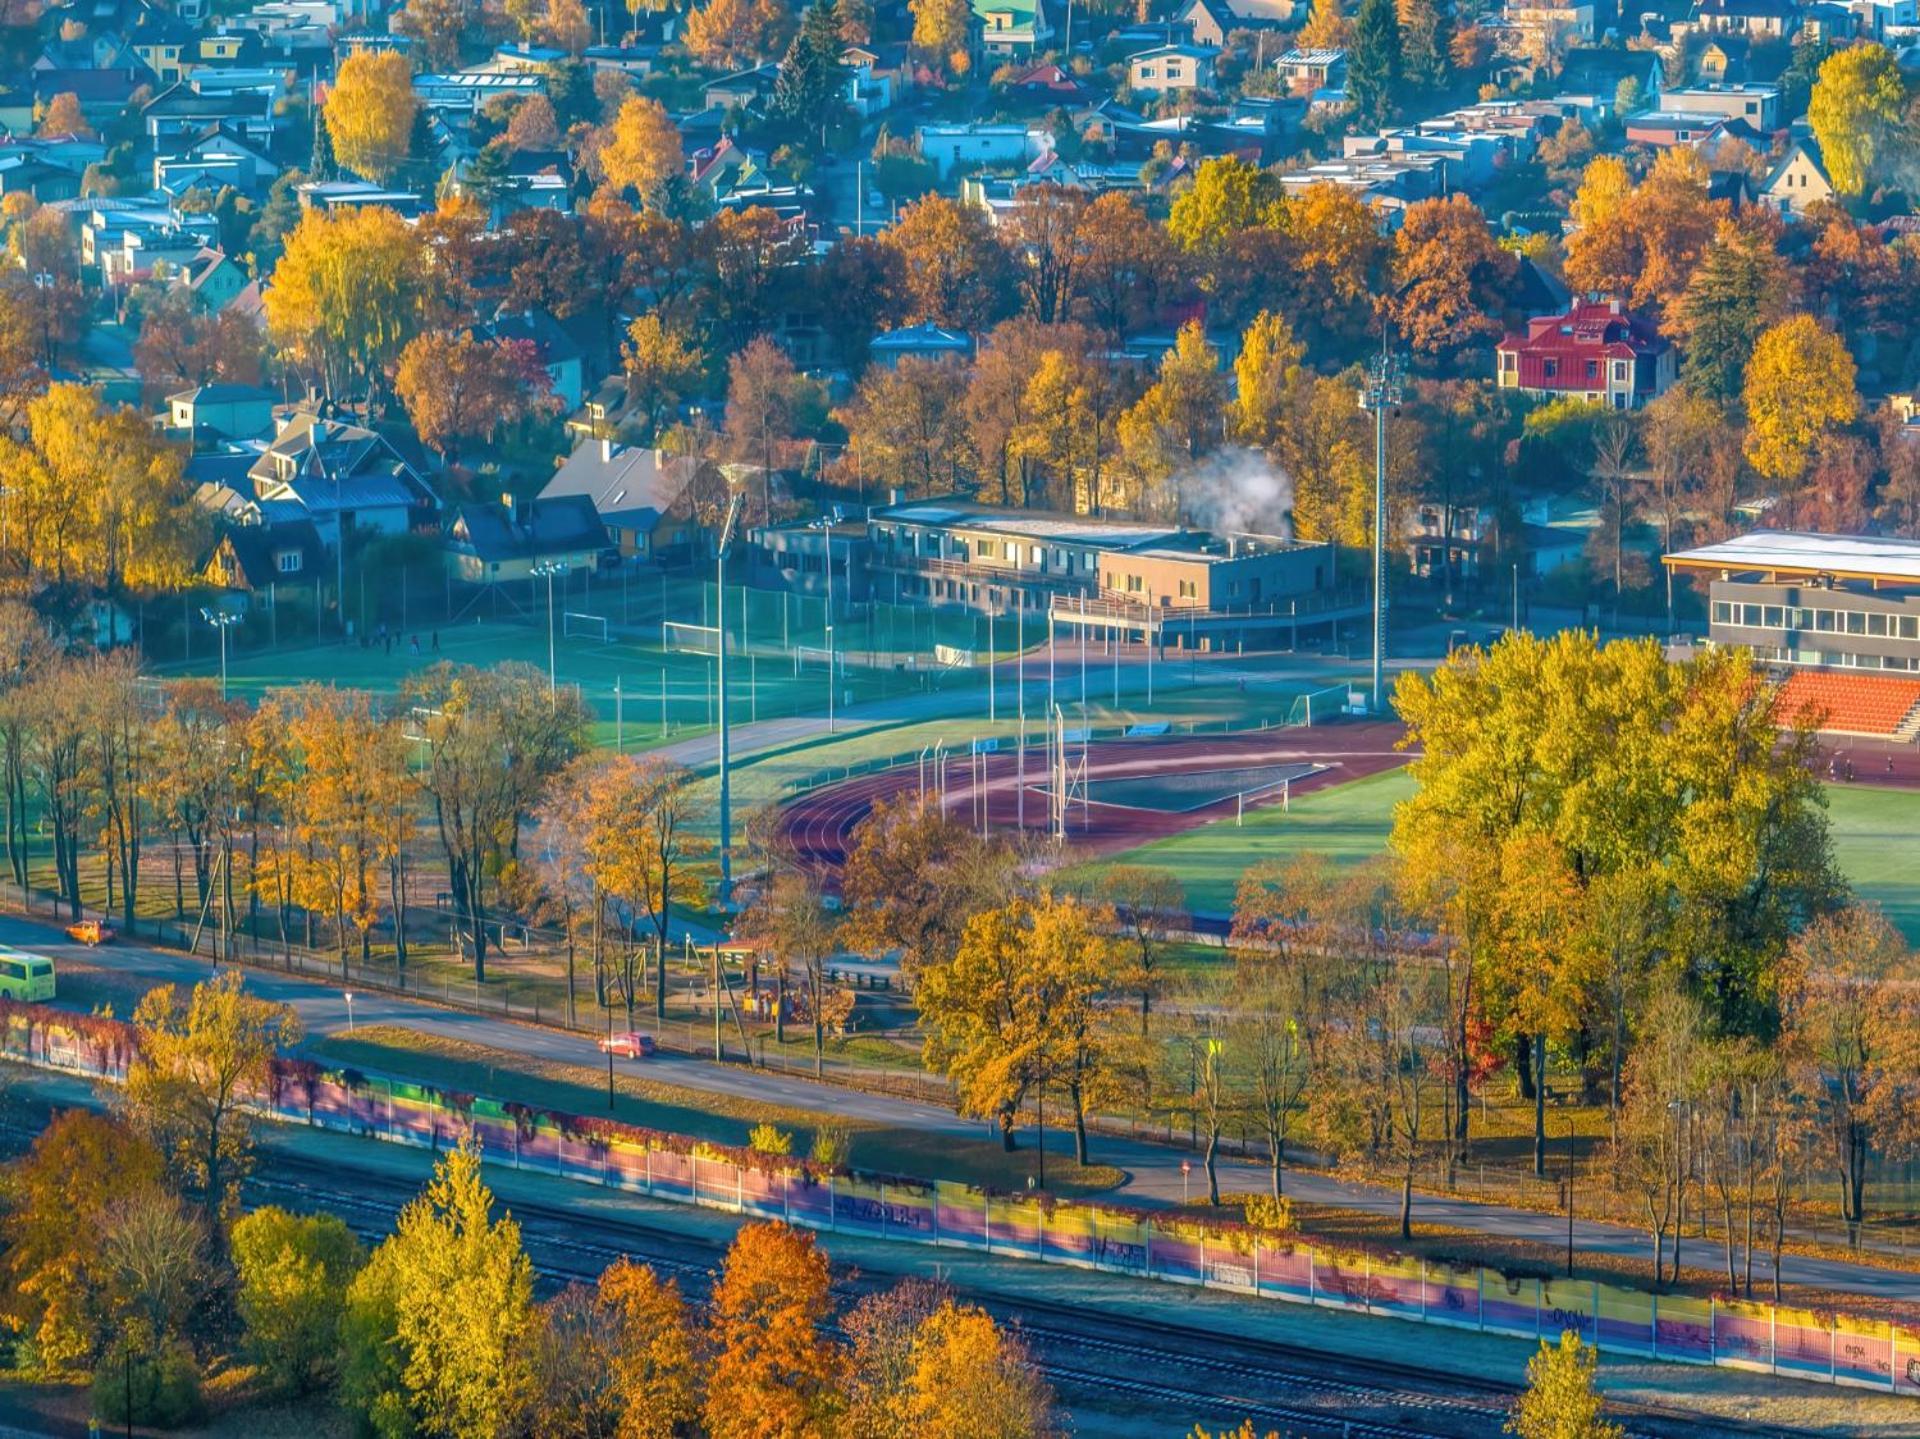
[
  {"x1": 715, "y1": 491, "x2": 744, "y2": 907},
  {"x1": 1357, "y1": 330, "x2": 1405, "y2": 715}
]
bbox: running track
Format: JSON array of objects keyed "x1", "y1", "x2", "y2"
[{"x1": 778, "y1": 718, "x2": 1411, "y2": 882}]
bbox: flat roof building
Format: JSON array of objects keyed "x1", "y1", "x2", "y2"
[{"x1": 1666, "y1": 529, "x2": 1920, "y2": 739}]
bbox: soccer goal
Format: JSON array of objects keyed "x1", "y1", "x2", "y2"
[
  {"x1": 564, "y1": 611, "x2": 611, "y2": 644},
  {"x1": 792, "y1": 643, "x2": 838, "y2": 674},
  {"x1": 662, "y1": 620, "x2": 721, "y2": 656},
  {"x1": 1286, "y1": 683, "x2": 1350, "y2": 728}
]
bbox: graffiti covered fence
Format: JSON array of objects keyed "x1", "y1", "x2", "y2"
[{"x1": 3, "y1": 1001, "x2": 1914, "y2": 1397}]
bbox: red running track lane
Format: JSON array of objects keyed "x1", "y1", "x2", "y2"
[{"x1": 778, "y1": 718, "x2": 1411, "y2": 885}]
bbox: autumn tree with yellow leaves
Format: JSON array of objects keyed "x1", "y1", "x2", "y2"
[
  {"x1": 263, "y1": 204, "x2": 427, "y2": 401},
  {"x1": 0, "y1": 382, "x2": 202, "y2": 594},
  {"x1": 324, "y1": 50, "x2": 419, "y2": 184},
  {"x1": 575, "y1": 752, "x2": 714, "y2": 1022},
  {"x1": 121, "y1": 969, "x2": 302, "y2": 1217},
  {"x1": 910, "y1": 0, "x2": 972, "y2": 77},
  {"x1": 338, "y1": 1142, "x2": 535, "y2": 1437},
  {"x1": 704, "y1": 1221, "x2": 844, "y2": 1438},
  {"x1": 1742, "y1": 313, "x2": 1859, "y2": 484},
  {"x1": 598, "y1": 94, "x2": 685, "y2": 203}
]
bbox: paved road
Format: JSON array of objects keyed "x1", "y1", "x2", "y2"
[{"x1": 14, "y1": 912, "x2": 1920, "y2": 1305}]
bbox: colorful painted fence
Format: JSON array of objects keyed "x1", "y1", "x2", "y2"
[{"x1": 4, "y1": 1001, "x2": 1916, "y2": 1397}]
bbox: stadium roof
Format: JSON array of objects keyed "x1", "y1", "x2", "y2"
[{"x1": 1663, "y1": 531, "x2": 1920, "y2": 585}]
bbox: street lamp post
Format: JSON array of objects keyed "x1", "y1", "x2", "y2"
[
  {"x1": 199, "y1": 608, "x2": 238, "y2": 700},
  {"x1": 1566, "y1": 1115, "x2": 1576, "y2": 1277},
  {"x1": 531, "y1": 561, "x2": 569, "y2": 701},
  {"x1": 344, "y1": 991, "x2": 355, "y2": 1033},
  {"x1": 1357, "y1": 332, "x2": 1405, "y2": 715},
  {"x1": 715, "y1": 495, "x2": 745, "y2": 906}
]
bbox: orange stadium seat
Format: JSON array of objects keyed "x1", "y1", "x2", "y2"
[{"x1": 1773, "y1": 670, "x2": 1920, "y2": 738}]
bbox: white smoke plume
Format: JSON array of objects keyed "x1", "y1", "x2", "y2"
[{"x1": 1173, "y1": 446, "x2": 1296, "y2": 540}]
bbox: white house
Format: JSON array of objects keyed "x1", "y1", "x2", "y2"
[
  {"x1": 1128, "y1": 44, "x2": 1218, "y2": 94},
  {"x1": 1761, "y1": 139, "x2": 1835, "y2": 218},
  {"x1": 917, "y1": 122, "x2": 1046, "y2": 178}
]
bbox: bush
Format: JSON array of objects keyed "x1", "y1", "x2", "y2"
[
  {"x1": 809, "y1": 1124, "x2": 852, "y2": 1168},
  {"x1": 1242, "y1": 1193, "x2": 1294, "y2": 1234},
  {"x1": 90, "y1": 1333, "x2": 204, "y2": 1431},
  {"x1": 230, "y1": 1206, "x2": 365, "y2": 1395},
  {"x1": 749, "y1": 1122, "x2": 793, "y2": 1156}
]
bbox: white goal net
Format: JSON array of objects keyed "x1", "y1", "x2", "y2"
[
  {"x1": 563, "y1": 611, "x2": 611, "y2": 643},
  {"x1": 662, "y1": 620, "x2": 721, "y2": 656}
]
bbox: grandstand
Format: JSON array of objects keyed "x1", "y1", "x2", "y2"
[
  {"x1": 1772, "y1": 670, "x2": 1920, "y2": 740},
  {"x1": 1665, "y1": 530, "x2": 1920, "y2": 740}
]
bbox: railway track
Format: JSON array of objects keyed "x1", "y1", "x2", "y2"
[{"x1": 244, "y1": 1157, "x2": 1801, "y2": 1439}]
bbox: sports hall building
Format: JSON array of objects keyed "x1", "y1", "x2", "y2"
[{"x1": 1664, "y1": 530, "x2": 1920, "y2": 741}]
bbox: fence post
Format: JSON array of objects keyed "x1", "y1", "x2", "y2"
[
  {"x1": 1307, "y1": 1246, "x2": 1316, "y2": 1306},
  {"x1": 1652, "y1": 1294, "x2": 1660, "y2": 1360}
]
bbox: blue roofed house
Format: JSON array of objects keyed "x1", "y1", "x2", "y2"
[
  {"x1": 537, "y1": 437, "x2": 710, "y2": 564},
  {"x1": 445, "y1": 493, "x2": 610, "y2": 583},
  {"x1": 246, "y1": 408, "x2": 441, "y2": 557}
]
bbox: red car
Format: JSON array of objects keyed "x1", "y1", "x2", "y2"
[{"x1": 599, "y1": 1031, "x2": 656, "y2": 1059}]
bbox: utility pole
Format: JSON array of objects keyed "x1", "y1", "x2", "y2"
[
  {"x1": 532, "y1": 560, "x2": 568, "y2": 702},
  {"x1": 1357, "y1": 328, "x2": 1405, "y2": 714},
  {"x1": 200, "y1": 608, "x2": 238, "y2": 700},
  {"x1": 715, "y1": 494, "x2": 744, "y2": 906}
]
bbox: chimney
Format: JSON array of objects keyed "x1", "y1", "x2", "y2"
[
  {"x1": 598, "y1": 435, "x2": 613, "y2": 463},
  {"x1": 888, "y1": 487, "x2": 902, "y2": 505}
]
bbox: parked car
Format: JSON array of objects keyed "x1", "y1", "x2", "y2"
[{"x1": 599, "y1": 1031, "x2": 656, "y2": 1059}]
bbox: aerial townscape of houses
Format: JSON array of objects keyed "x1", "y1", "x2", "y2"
[{"x1": 0, "y1": 0, "x2": 1915, "y2": 673}]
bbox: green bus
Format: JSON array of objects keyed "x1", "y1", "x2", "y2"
[{"x1": 0, "y1": 950, "x2": 56, "y2": 1002}]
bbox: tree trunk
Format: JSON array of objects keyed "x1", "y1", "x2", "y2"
[
  {"x1": 1400, "y1": 1162, "x2": 1414, "y2": 1240},
  {"x1": 654, "y1": 930, "x2": 667, "y2": 1021},
  {"x1": 1269, "y1": 1135, "x2": 1284, "y2": 1199},
  {"x1": 1532, "y1": 1034, "x2": 1547, "y2": 1179},
  {"x1": 999, "y1": 1106, "x2": 1017, "y2": 1152},
  {"x1": 1070, "y1": 1076, "x2": 1089, "y2": 1167}
]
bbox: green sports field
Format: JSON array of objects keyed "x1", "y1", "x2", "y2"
[
  {"x1": 1826, "y1": 785, "x2": 1920, "y2": 942},
  {"x1": 155, "y1": 618, "x2": 955, "y2": 751},
  {"x1": 1080, "y1": 768, "x2": 1920, "y2": 938}
]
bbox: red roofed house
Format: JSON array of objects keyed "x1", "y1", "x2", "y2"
[{"x1": 1495, "y1": 298, "x2": 1676, "y2": 411}]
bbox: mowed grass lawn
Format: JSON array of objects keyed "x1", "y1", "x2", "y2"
[
  {"x1": 1825, "y1": 784, "x2": 1920, "y2": 942},
  {"x1": 1077, "y1": 769, "x2": 1920, "y2": 937},
  {"x1": 1069, "y1": 766, "x2": 1415, "y2": 915}
]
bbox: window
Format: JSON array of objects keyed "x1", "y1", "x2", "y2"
[
  {"x1": 1816, "y1": 609, "x2": 1836, "y2": 632},
  {"x1": 1126, "y1": 573, "x2": 1143, "y2": 593},
  {"x1": 1585, "y1": 359, "x2": 1599, "y2": 379},
  {"x1": 1900, "y1": 616, "x2": 1919, "y2": 640},
  {"x1": 1713, "y1": 600, "x2": 1733, "y2": 624},
  {"x1": 1543, "y1": 358, "x2": 1558, "y2": 378},
  {"x1": 1868, "y1": 612, "x2": 1889, "y2": 637},
  {"x1": 1846, "y1": 611, "x2": 1866, "y2": 634},
  {"x1": 276, "y1": 549, "x2": 302, "y2": 574},
  {"x1": 1178, "y1": 579, "x2": 1197, "y2": 599},
  {"x1": 1762, "y1": 605, "x2": 1783, "y2": 628},
  {"x1": 1613, "y1": 361, "x2": 1628, "y2": 381},
  {"x1": 1741, "y1": 604, "x2": 1762, "y2": 626}
]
